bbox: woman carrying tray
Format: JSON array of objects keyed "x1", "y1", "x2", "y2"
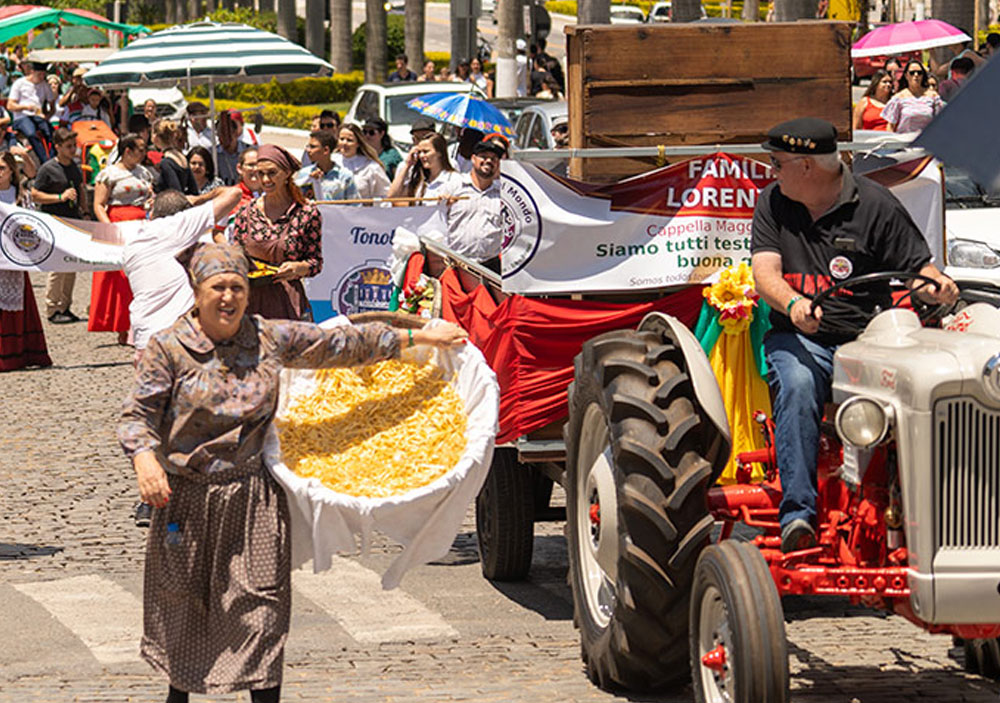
[
  {"x1": 231, "y1": 144, "x2": 320, "y2": 322},
  {"x1": 118, "y1": 241, "x2": 466, "y2": 703}
]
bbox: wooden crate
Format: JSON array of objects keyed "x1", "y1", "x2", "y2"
[{"x1": 565, "y1": 21, "x2": 853, "y2": 181}]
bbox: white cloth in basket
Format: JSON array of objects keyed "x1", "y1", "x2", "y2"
[{"x1": 263, "y1": 318, "x2": 499, "y2": 589}]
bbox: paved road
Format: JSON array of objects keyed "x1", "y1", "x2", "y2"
[{"x1": 2, "y1": 273, "x2": 999, "y2": 701}]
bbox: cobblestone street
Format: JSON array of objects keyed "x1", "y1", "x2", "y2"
[{"x1": 2, "y1": 274, "x2": 999, "y2": 702}]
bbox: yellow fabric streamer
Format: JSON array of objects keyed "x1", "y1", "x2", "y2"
[{"x1": 704, "y1": 263, "x2": 772, "y2": 484}]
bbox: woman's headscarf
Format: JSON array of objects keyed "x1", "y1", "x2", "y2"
[
  {"x1": 176, "y1": 241, "x2": 249, "y2": 287},
  {"x1": 256, "y1": 144, "x2": 300, "y2": 173}
]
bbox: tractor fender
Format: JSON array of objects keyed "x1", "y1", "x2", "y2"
[{"x1": 637, "y1": 312, "x2": 732, "y2": 448}]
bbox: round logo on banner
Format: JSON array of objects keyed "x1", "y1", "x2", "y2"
[
  {"x1": 333, "y1": 259, "x2": 393, "y2": 315},
  {"x1": 0, "y1": 212, "x2": 55, "y2": 267},
  {"x1": 499, "y1": 175, "x2": 543, "y2": 278},
  {"x1": 829, "y1": 255, "x2": 853, "y2": 280}
]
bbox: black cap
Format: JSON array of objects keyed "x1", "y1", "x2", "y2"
[
  {"x1": 363, "y1": 117, "x2": 388, "y2": 131},
  {"x1": 410, "y1": 116, "x2": 437, "y2": 134},
  {"x1": 472, "y1": 139, "x2": 506, "y2": 157},
  {"x1": 761, "y1": 117, "x2": 838, "y2": 154}
]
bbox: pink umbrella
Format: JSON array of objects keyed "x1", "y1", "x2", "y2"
[{"x1": 851, "y1": 19, "x2": 971, "y2": 58}]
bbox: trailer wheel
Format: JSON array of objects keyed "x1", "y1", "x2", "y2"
[
  {"x1": 565, "y1": 328, "x2": 728, "y2": 691},
  {"x1": 964, "y1": 637, "x2": 1000, "y2": 679},
  {"x1": 690, "y1": 541, "x2": 789, "y2": 703},
  {"x1": 476, "y1": 448, "x2": 534, "y2": 581}
]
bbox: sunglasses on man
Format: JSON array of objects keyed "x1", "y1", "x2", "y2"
[{"x1": 320, "y1": 121, "x2": 337, "y2": 129}]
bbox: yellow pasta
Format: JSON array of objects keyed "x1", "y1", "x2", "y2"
[{"x1": 277, "y1": 358, "x2": 467, "y2": 498}]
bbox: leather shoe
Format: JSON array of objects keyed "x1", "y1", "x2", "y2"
[
  {"x1": 48, "y1": 311, "x2": 75, "y2": 324},
  {"x1": 781, "y1": 518, "x2": 817, "y2": 553}
]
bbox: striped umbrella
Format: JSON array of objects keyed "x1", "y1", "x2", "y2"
[
  {"x1": 0, "y1": 5, "x2": 146, "y2": 45},
  {"x1": 407, "y1": 93, "x2": 515, "y2": 138},
  {"x1": 83, "y1": 21, "x2": 334, "y2": 89}
]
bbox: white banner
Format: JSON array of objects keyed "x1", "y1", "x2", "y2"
[
  {"x1": 0, "y1": 203, "x2": 123, "y2": 272},
  {"x1": 499, "y1": 156, "x2": 772, "y2": 295},
  {"x1": 306, "y1": 204, "x2": 442, "y2": 322}
]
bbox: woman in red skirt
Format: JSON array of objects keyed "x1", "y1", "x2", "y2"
[
  {"x1": 91, "y1": 133, "x2": 155, "y2": 344},
  {"x1": 0, "y1": 150, "x2": 52, "y2": 371}
]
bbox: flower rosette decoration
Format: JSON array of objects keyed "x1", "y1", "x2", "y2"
[
  {"x1": 704, "y1": 262, "x2": 760, "y2": 335},
  {"x1": 401, "y1": 273, "x2": 437, "y2": 319}
]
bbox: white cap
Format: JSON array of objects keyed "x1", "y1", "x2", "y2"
[{"x1": 515, "y1": 38, "x2": 527, "y2": 51}]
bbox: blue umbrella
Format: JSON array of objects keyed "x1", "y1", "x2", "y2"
[{"x1": 407, "y1": 92, "x2": 515, "y2": 137}]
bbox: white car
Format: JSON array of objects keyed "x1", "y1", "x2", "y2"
[
  {"x1": 942, "y1": 165, "x2": 1000, "y2": 292},
  {"x1": 344, "y1": 81, "x2": 484, "y2": 150},
  {"x1": 512, "y1": 100, "x2": 568, "y2": 176},
  {"x1": 648, "y1": 1, "x2": 709, "y2": 21},
  {"x1": 610, "y1": 4, "x2": 647, "y2": 23}
]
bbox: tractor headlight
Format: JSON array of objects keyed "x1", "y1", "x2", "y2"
[
  {"x1": 835, "y1": 397, "x2": 892, "y2": 449},
  {"x1": 947, "y1": 238, "x2": 1000, "y2": 269},
  {"x1": 984, "y1": 354, "x2": 1000, "y2": 402}
]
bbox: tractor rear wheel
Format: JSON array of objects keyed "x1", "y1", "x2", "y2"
[
  {"x1": 964, "y1": 637, "x2": 1000, "y2": 679},
  {"x1": 690, "y1": 541, "x2": 789, "y2": 703},
  {"x1": 565, "y1": 328, "x2": 728, "y2": 691}
]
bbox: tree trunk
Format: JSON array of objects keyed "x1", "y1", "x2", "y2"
[
  {"x1": 933, "y1": 0, "x2": 974, "y2": 31},
  {"x1": 495, "y1": 0, "x2": 518, "y2": 97},
  {"x1": 774, "y1": 0, "x2": 816, "y2": 20},
  {"x1": 277, "y1": 0, "x2": 297, "y2": 41},
  {"x1": 205, "y1": 0, "x2": 217, "y2": 13},
  {"x1": 259, "y1": 0, "x2": 274, "y2": 14},
  {"x1": 365, "y1": 0, "x2": 388, "y2": 83},
  {"x1": 404, "y1": 0, "x2": 425, "y2": 71},
  {"x1": 306, "y1": 0, "x2": 325, "y2": 56},
  {"x1": 165, "y1": 0, "x2": 177, "y2": 24},
  {"x1": 188, "y1": 0, "x2": 200, "y2": 20},
  {"x1": 742, "y1": 0, "x2": 761, "y2": 20},
  {"x1": 330, "y1": 0, "x2": 352, "y2": 72},
  {"x1": 672, "y1": 0, "x2": 702, "y2": 21},
  {"x1": 577, "y1": 0, "x2": 610, "y2": 24}
]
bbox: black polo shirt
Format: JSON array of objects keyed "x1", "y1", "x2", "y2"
[{"x1": 751, "y1": 167, "x2": 931, "y2": 345}]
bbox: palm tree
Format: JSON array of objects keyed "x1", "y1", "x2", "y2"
[
  {"x1": 742, "y1": 0, "x2": 760, "y2": 20},
  {"x1": 934, "y1": 0, "x2": 974, "y2": 40},
  {"x1": 774, "y1": 0, "x2": 816, "y2": 20},
  {"x1": 365, "y1": 0, "x2": 388, "y2": 82},
  {"x1": 330, "y1": 0, "x2": 352, "y2": 73},
  {"x1": 405, "y1": 0, "x2": 425, "y2": 75},
  {"x1": 306, "y1": 0, "x2": 325, "y2": 56},
  {"x1": 277, "y1": 0, "x2": 297, "y2": 41},
  {"x1": 672, "y1": 0, "x2": 703, "y2": 21}
]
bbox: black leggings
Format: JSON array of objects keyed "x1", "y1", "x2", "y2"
[{"x1": 167, "y1": 685, "x2": 280, "y2": 702}]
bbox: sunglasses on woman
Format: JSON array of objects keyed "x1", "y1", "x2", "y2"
[
  {"x1": 363, "y1": 128, "x2": 380, "y2": 136},
  {"x1": 907, "y1": 70, "x2": 925, "y2": 76}
]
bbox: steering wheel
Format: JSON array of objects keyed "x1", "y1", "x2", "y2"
[{"x1": 807, "y1": 271, "x2": 947, "y2": 337}]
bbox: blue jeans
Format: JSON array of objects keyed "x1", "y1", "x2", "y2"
[
  {"x1": 11, "y1": 115, "x2": 53, "y2": 164},
  {"x1": 764, "y1": 331, "x2": 837, "y2": 530}
]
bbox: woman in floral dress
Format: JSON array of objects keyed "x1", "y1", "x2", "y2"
[
  {"x1": 231, "y1": 144, "x2": 321, "y2": 321},
  {"x1": 119, "y1": 241, "x2": 467, "y2": 702}
]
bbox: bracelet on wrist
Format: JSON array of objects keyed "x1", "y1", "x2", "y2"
[
  {"x1": 786, "y1": 295, "x2": 803, "y2": 315},
  {"x1": 407, "y1": 328, "x2": 414, "y2": 348}
]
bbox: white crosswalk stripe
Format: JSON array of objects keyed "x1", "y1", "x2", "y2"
[
  {"x1": 12, "y1": 559, "x2": 458, "y2": 664},
  {"x1": 292, "y1": 557, "x2": 459, "y2": 644},
  {"x1": 12, "y1": 574, "x2": 143, "y2": 664}
]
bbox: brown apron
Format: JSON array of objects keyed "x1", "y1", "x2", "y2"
[{"x1": 242, "y1": 230, "x2": 313, "y2": 322}]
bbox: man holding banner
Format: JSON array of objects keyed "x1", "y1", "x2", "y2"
[
  {"x1": 750, "y1": 117, "x2": 958, "y2": 554},
  {"x1": 439, "y1": 138, "x2": 504, "y2": 271}
]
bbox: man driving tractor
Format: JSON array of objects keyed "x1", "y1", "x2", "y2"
[{"x1": 749, "y1": 117, "x2": 959, "y2": 553}]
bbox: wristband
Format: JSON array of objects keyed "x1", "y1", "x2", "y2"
[
  {"x1": 58, "y1": 193, "x2": 62, "y2": 201},
  {"x1": 786, "y1": 295, "x2": 803, "y2": 315},
  {"x1": 407, "y1": 328, "x2": 414, "y2": 347}
]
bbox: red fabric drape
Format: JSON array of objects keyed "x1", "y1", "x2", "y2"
[{"x1": 435, "y1": 269, "x2": 704, "y2": 443}]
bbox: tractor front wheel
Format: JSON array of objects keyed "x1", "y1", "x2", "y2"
[
  {"x1": 964, "y1": 637, "x2": 1000, "y2": 679},
  {"x1": 690, "y1": 541, "x2": 789, "y2": 703}
]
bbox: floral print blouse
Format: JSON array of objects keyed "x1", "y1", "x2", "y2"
[
  {"x1": 118, "y1": 311, "x2": 400, "y2": 476},
  {"x1": 95, "y1": 163, "x2": 154, "y2": 207},
  {"x1": 230, "y1": 199, "x2": 323, "y2": 276}
]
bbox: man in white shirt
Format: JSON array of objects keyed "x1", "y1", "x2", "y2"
[
  {"x1": 122, "y1": 186, "x2": 242, "y2": 354},
  {"x1": 515, "y1": 38, "x2": 529, "y2": 97},
  {"x1": 185, "y1": 101, "x2": 213, "y2": 150},
  {"x1": 439, "y1": 138, "x2": 504, "y2": 268},
  {"x1": 7, "y1": 62, "x2": 56, "y2": 163}
]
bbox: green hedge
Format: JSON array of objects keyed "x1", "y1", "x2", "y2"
[
  {"x1": 191, "y1": 72, "x2": 364, "y2": 105},
  {"x1": 211, "y1": 98, "x2": 315, "y2": 130}
]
